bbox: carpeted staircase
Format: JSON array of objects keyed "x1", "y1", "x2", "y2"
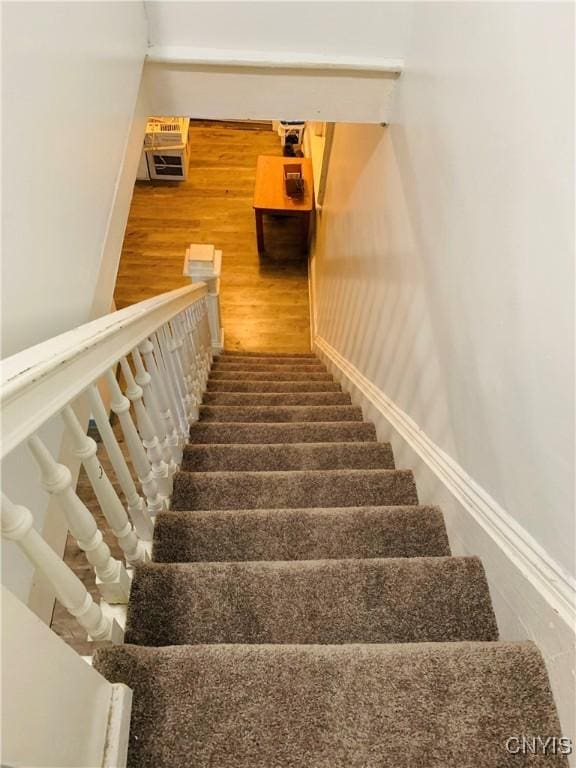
[{"x1": 94, "y1": 351, "x2": 566, "y2": 767}]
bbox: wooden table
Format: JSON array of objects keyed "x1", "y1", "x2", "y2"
[{"x1": 253, "y1": 155, "x2": 314, "y2": 254}]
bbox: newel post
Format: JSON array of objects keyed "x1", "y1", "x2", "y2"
[{"x1": 183, "y1": 243, "x2": 224, "y2": 353}]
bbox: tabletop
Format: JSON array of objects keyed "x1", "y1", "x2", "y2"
[{"x1": 253, "y1": 155, "x2": 314, "y2": 212}]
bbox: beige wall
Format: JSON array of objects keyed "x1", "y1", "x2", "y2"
[
  {"x1": 311, "y1": 1, "x2": 574, "y2": 729},
  {"x1": 313, "y1": 1, "x2": 574, "y2": 579}
]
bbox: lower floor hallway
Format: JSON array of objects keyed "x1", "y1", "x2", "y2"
[{"x1": 114, "y1": 119, "x2": 311, "y2": 353}]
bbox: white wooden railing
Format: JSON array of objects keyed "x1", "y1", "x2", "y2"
[{"x1": 1, "y1": 284, "x2": 213, "y2": 644}]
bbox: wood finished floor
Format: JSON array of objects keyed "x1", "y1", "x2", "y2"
[{"x1": 115, "y1": 120, "x2": 312, "y2": 353}]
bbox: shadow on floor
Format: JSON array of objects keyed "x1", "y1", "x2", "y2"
[{"x1": 258, "y1": 215, "x2": 309, "y2": 277}]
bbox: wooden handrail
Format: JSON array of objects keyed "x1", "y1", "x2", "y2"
[{"x1": 1, "y1": 284, "x2": 207, "y2": 458}]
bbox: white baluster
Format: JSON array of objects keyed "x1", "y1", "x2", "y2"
[
  {"x1": 132, "y1": 347, "x2": 178, "y2": 476},
  {"x1": 1, "y1": 493, "x2": 123, "y2": 643},
  {"x1": 201, "y1": 297, "x2": 214, "y2": 366},
  {"x1": 61, "y1": 405, "x2": 150, "y2": 566},
  {"x1": 159, "y1": 323, "x2": 196, "y2": 426},
  {"x1": 180, "y1": 308, "x2": 202, "y2": 396},
  {"x1": 27, "y1": 435, "x2": 131, "y2": 604},
  {"x1": 188, "y1": 305, "x2": 208, "y2": 390},
  {"x1": 119, "y1": 357, "x2": 172, "y2": 499},
  {"x1": 152, "y1": 329, "x2": 188, "y2": 437},
  {"x1": 171, "y1": 316, "x2": 200, "y2": 422},
  {"x1": 87, "y1": 384, "x2": 156, "y2": 540},
  {"x1": 139, "y1": 338, "x2": 182, "y2": 465},
  {"x1": 105, "y1": 369, "x2": 170, "y2": 511}
]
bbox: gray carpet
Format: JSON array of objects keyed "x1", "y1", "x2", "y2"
[
  {"x1": 210, "y1": 369, "x2": 333, "y2": 380},
  {"x1": 171, "y1": 468, "x2": 418, "y2": 510},
  {"x1": 124, "y1": 557, "x2": 497, "y2": 646},
  {"x1": 95, "y1": 642, "x2": 566, "y2": 768},
  {"x1": 189, "y1": 421, "x2": 377, "y2": 443},
  {"x1": 152, "y1": 506, "x2": 450, "y2": 562},
  {"x1": 199, "y1": 404, "x2": 364, "y2": 422},
  {"x1": 181, "y1": 441, "x2": 395, "y2": 472},
  {"x1": 93, "y1": 350, "x2": 566, "y2": 767},
  {"x1": 206, "y1": 379, "x2": 342, "y2": 392},
  {"x1": 203, "y1": 391, "x2": 351, "y2": 405}
]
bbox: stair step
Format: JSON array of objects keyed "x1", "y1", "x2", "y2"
[
  {"x1": 221, "y1": 350, "x2": 316, "y2": 358},
  {"x1": 189, "y1": 421, "x2": 377, "y2": 444},
  {"x1": 202, "y1": 391, "x2": 351, "y2": 406},
  {"x1": 215, "y1": 355, "x2": 320, "y2": 367},
  {"x1": 94, "y1": 641, "x2": 564, "y2": 768},
  {"x1": 153, "y1": 505, "x2": 450, "y2": 562},
  {"x1": 122, "y1": 557, "x2": 497, "y2": 646},
  {"x1": 181, "y1": 442, "x2": 394, "y2": 472},
  {"x1": 211, "y1": 361, "x2": 326, "y2": 373},
  {"x1": 206, "y1": 379, "x2": 342, "y2": 393},
  {"x1": 172, "y1": 468, "x2": 418, "y2": 510},
  {"x1": 209, "y1": 370, "x2": 333, "y2": 381},
  {"x1": 199, "y1": 405, "x2": 363, "y2": 422}
]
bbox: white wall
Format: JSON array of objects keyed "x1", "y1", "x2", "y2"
[
  {"x1": 143, "y1": 0, "x2": 411, "y2": 124},
  {"x1": 1, "y1": 1, "x2": 147, "y2": 606},
  {"x1": 145, "y1": 1, "x2": 413, "y2": 58},
  {"x1": 311, "y1": 1, "x2": 574, "y2": 729},
  {"x1": 2, "y1": 587, "x2": 115, "y2": 768},
  {"x1": 1, "y1": 1, "x2": 147, "y2": 357}
]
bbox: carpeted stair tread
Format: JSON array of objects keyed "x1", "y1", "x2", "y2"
[
  {"x1": 215, "y1": 356, "x2": 322, "y2": 367},
  {"x1": 181, "y1": 441, "x2": 394, "y2": 472},
  {"x1": 171, "y1": 468, "x2": 418, "y2": 510},
  {"x1": 206, "y1": 379, "x2": 342, "y2": 393},
  {"x1": 209, "y1": 370, "x2": 333, "y2": 381},
  {"x1": 152, "y1": 505, "x2": 449, "y2": 562},
  {"x1": 221, "y1": 350, "x2": 317, "y2": 358},
  {"x1": 189, "y1": 421, "x2": 378, "y2": 444},
  {"x1": 211, "y1": 362, "x2": 327, "y2": 373},
  {"x1": 202, "y1": 391, "x2": 351, "y2": 406},
  {"x1": 199, "y1": 405, "x2": 363, "y2": 422},
  {"x1": 93, "y1": 641, "x2": 567, "y2": 768},
  {"x1": 123, "y1": 556, "x2": 497, "y2": 646}
]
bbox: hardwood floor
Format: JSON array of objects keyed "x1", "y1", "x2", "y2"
[{"x1": 115, "y1": 120, "x2": 312, "y2": 353}]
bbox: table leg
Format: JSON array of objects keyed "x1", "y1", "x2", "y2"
[{"x1": 255, "y1": 209, "x2": 265, "y2": 253}]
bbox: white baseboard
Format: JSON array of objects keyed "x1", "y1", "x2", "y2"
[
  {"x1": 102, "y1": 684, "x2": 133, "y2": 768},
  {"x1": 314, "y1": 333, "x2": 576, "y2": 737}
]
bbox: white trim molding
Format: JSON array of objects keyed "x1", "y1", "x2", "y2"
[
  {"x1": 315, "y1": 334, "x2": 576, "y2": 626},
  {"x1": 146, "y1": 45, "x2": 404, "y2": 76}
]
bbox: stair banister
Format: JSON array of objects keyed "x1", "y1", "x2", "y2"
[
  {"x1": 152, "y1": 330, "x2": 188, "y2": 438},
  {"x1": 87, "y1": 383, "x2": 158, "y2": 538},
  {"x1": 188, "y1": 305, "x2": 209, "y2": 389},
  {"x1": 179, "y1": 309, "x2": 202, "y2": 400},
  {"x1": 1, "y1": 284, "x2": 208, "y2": 460},
  {"x1": 104, "y1": 370, "x2": 170, "y2": 517},
  {"x1": 139, "y1": 338, "x2": 182, "y2": 465},
  {"x1": 156, "y1": 324, "x2": 192, "y2": 429},
  {"x1": 1, "y1": 493, "x2": 123, "y2": 643},
  {"x1": 27, "y1": 434, "x2": 131, "y2": 604},
  {"x1": 0, "y1": 283, "x2": 208, "y2": 649},
  {"x1": 119, "y1": 357, "x2": 172, "y2": 499},
  {"x1": 61, "y1": 404, "x2": 150, "y2": 566},
  {"x1": 171, "y1": 314, "x2": 200, "y2": 414}
]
